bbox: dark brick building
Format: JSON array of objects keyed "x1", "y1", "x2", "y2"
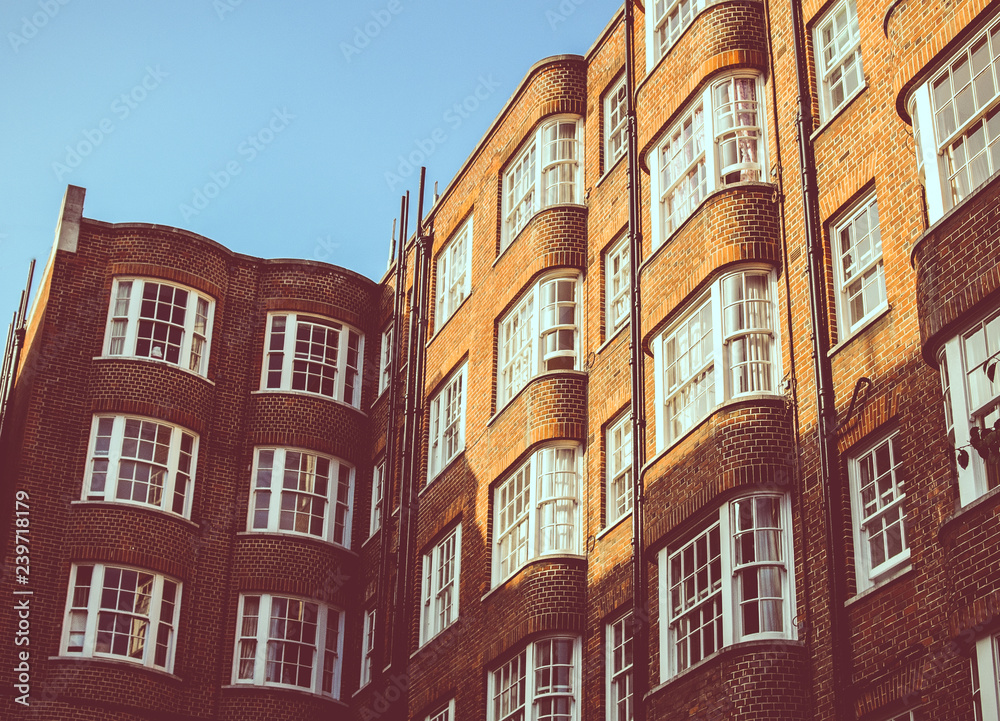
[{"x1": 2, "y1": 0, "x2": 999, "y2": 719}]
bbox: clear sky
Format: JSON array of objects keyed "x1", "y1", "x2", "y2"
[{"x1": 0, "y1": 0, "x2": 618, "y2": 330}]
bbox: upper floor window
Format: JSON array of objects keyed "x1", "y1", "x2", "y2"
[
  {"x1": 429, "y1": 362, "x2": 467, "y2": 479},
  {"x1": 848, "y1": 432, "x2": 909, "y2": 590},
  {"x1": 83, "y1": 414, "x2": 197, "y2": 518},
  {"x1": 248, "y1": 447, "x2": 354, "y2": 548},
  {"x1": 658, "y1": 493, "x2": 795, "y2": 679},
  {"x1": 104, "y1": 278, "x2": 213, "y2": 376},
  {"x1": 420, "y1": 524, "x2": 461, "y2": 645},
  {"x1": 360, "y1": 607, "x2": 376, "y2": 687},
  {"x1": 972, "y1": 633, "x2": 1000, "y2": 719},
  {"x1": 909, "y1": 12, "x2": 1000, "y2": 223},
  {"x1": 832, "y1": 192, "x2": 886, "y2": 340},
  {"x1": 502, "y1": 117, "x2": 582, "y2": 248},
  {"x1": 262, "y1": 313, "x2": 363, "y2": 407},
  {"x1": 648, "y1": 0, "x2": 704, "y2": 67},
  {"x1": 607, "y1": 613, "x2": 634, "y2": 721},
  {"x1": 493, "y1": 444, "x2": 581, "y2": 585},
  {"x1": 938, "y1": 303, "x2": 1000, "y2": 506},
  {"x1": 653, "y1": 268, "x2": 778, "y2": 450},
  {"x1": 607, "y1": 413, "x2": 633, "y2": 526},
  {"x1": 369, "y1": 460, "x2": 385, "y2": 537},
  {"x1": 649, "y1": 75, "x2": 764, "y2": 246},
  {"x1": 605, "y1": 75, "x2": 628, "y2": 169},
  {"x1": 436, "y1": 217, "x2": 472, "y2": 331},
  {"x1": 427, "y1": 700, "x2": 456, "y2": 721},
  {"x1": 814, "y1": 0, "x2": 864, "y2": 121},
  {"x1": 233, "y1": 593, "x2": 343, "y2": 698},
  {"x1": 379, "y1": 325, "x2": 393, "y2": 394},
  {"x1": 62, "y1": 563, "x2": 180, "y2": 672},
  {"x1": 606, "y1": 234, "x2": 631, "y2": 334},
  {"x1": 498, "y1": 272, "x2": 581, "y2": 408},
  {"x1": 489, "y1": 636, "x2": 580, "y2": 721}
]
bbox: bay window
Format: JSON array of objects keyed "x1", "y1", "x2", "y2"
[
  {"x1": 61, "y1": 563, "x2": 180, "y2": 672},
  {"x1": 233, "y1": 593, "x2": 344, "y2": 698},
  {"x1": 262, "y1": 312, "x2": 363, "y2": 407},
  {"x1": 498, "y1": 273, "x2": 581, "y2": 408},
  {"x1": 502, "y1": 117, "x2": 582, "y2": 248},
  {"x1": 436, "y1": 217, "x2": 472, "y2": 331},
  {"x1": 937, "y1": 304, "x2": 1000, "y2": 506},
  {"x1": 420, "y1": 525, "x2": 461, "y2": 645},
  {"x1": 83, "y1": 414, "x2": 197, "y2": 518},
  {"x1": 428, "y1": 362, "x2": 467, "y2": 479},
  {"x1": 909, "y1": 12, "x2": 1000, "y2": 223},
  {"x1": 493, "y1": 444, "x2": 581, "y2": 585},
  {"x1": 658, "y1": 493, "x2": 795, "y2": 680},
  {"x1": 489, "y1": 636, "x2": 580, "y2": 721},
  {"x1": 647, "y1": 0, "x2": 705, "y2": 68},
  {"x1": 653, "y1": 268, "x2": 778, "y2": 450},
  {"x1": 104, "y1": 277, "x2": 213, "y2": 376},
  {"x1": 649, "y1": 75, "x2": 764, "y2": 246},
  {"x1": 248, "y1": 447, "x2": 354, "y2": 548}
]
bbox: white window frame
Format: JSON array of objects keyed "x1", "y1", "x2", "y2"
[
  {"x1": 369, "y1": 460, "x2": 385, "y2": 538},
  {"x1": 652, "y1": 267, "x2": 780, "y2": 451},
  {"x1": 427, "y1": 700, "x2": 456, "y2": 721},
  {"x1": 436, "y1": 217, "x2": 472, "y2": 332},
  {"x1": 420, "y1": 524, "x2": 461, "y2": 646},
  {"x1": 648, "y1": 74, "x2": 766, "y2": 247},
  {"x1": 831, "y1": 192, "x2": 887, "y2": 340},
  {"x1": 657, "y1": 492, "x2": 796, "y2": 681},
  {"x1": 60, "y1": 563, "x2": 180, "y2": 672},
  {"x1": 488, "y1": 636, "x2": 581, "y2": 721},
  {"x1": 82, "y1": 414, "x2": 198, "y2": 518},
  {"x1": 605, "y1": 74, "x2": 629, "y2": 170},
  {"x1": 814, "y1": 0, "x2": 864, "y2": 121},
  {"x1": 360, "y1": 607, "x2": 376, "y2": 687},
  {"x1": 606, "y1": 613, "x2": 633, "y2": 721},
  {"x1": 379, "y1": 325, "x2": 393, "y2": 395},
  {"x1": 606, "y1": 234, "x2": 631, "y2": 335},
  {"x1": 502, "y1": 116, "x2": 583, "y2": 249},
  {"x1": 909, "y1": 12, "x2": 1000, "y2": 224},
  {"x1": 498, "y1": 272, "x2": 582, "y2": 409},
  {"x1": 247, "y1": 447, "x2": 354, "y2": 549},
  {"x1": 261, "y1": 312, "x2": 364, "y2": 408},
  {"x1": 103, "y1": 277, "x2": 214, "y2": 376},
  {"x1": 492, "y1": 444, "x2": 582, "y2": 586},
  {"x1": 973, "y1": 633, "x2": 1000, "y2": 720},
  {"x1": 938, "y1": 304, "x2": 1000, "y2": 506},
  {"x1": 232, "y1": 593, "x2": 344, "y2": 698},
  {"x1": 646, "y1": 0, "x2": 706, "y2": 69},
  {"x1": 607, "y1": 413, "x2": 633, "y2": 527},
  {"x1": 848, "y1": 431, "x2": 910, "y2": 590},
  {"x1": 428, "y1": 362, "x2": 468, "y2": 480}
]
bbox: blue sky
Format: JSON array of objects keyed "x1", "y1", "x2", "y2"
[{"x1": 0, "y1": 0, "x2": 617, "y2": 327}]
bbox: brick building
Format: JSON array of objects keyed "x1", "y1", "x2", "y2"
[{"x1": 2, "y1": 0, "x2": 999, "y2": 719}]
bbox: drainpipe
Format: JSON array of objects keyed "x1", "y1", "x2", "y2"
[
  {"x1": 624, "y1": 2, "x2": 649, "y2": 719},
  {"x1": 788, "y1": 0, "x2": 852, "y2": 716}
]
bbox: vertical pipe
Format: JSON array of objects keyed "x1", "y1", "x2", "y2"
[
  {"x1": 624, "y1": 2, "x2": 649, "y2": 719},
  {"x1": 787, "y1": 0, "x2": 851, "y2": 715}
]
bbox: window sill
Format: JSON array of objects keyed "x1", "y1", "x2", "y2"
[
  {"x1": 222, "y1": 683, "x2": 347, "y2": 705},
  {"x1": 422, "y1": 451, "x2": 465, "y2": 495},
  {"x1": 49, "y1": 655, "x2": 182, "y2": 682},
  {"x1": 598, "y1": 320, "x2": 630, "y2": 355},
  {"x1": 70, "y1": 500, "x2": 198, "y2": 529},
  {"x1": 846, "y1": 562, "x2": 913, "y2": 607},
  {"x1": 411, "y1": 620, "x2": 462, "y2": 659},
  {"x1": 651, "y1": 637, "x2": 804, "y2": 693},
  {"x1": 827, "y1": 304, "x2": 891, "y2": 359},
  {"x1": 250, "y1": 389, "x2": 367, "y2": 416},
  {"x1": 481, "y1": 553, "x2": 588, "y2": 602},
  {"x1": 939, "y1": 483, "x2": 1000, "y2": 542},
  {"x1": 236, "y1": 531, "x2": 358, "y2": 556},
  {"x1": 597, "y1": 152, "x2": 628, "y2": 187},
  {"x1": 428, "y1": 293, "x2": 472, "y2": 345},
  {"x1": 489, "y1": 369, "x2": 588, "y2": 427},
  {"x1": 810, "y1": 81, "x2": 869, "y2": 142},
  {"x1": 597, "y1": 511, "x2": 632, "y2": 540},
  {"x1": 93, "y1": 355, "x2": 215, "y2": 385},
  {"x1": 493, "y1": 203, "x2": 588, "y2": 268}
]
